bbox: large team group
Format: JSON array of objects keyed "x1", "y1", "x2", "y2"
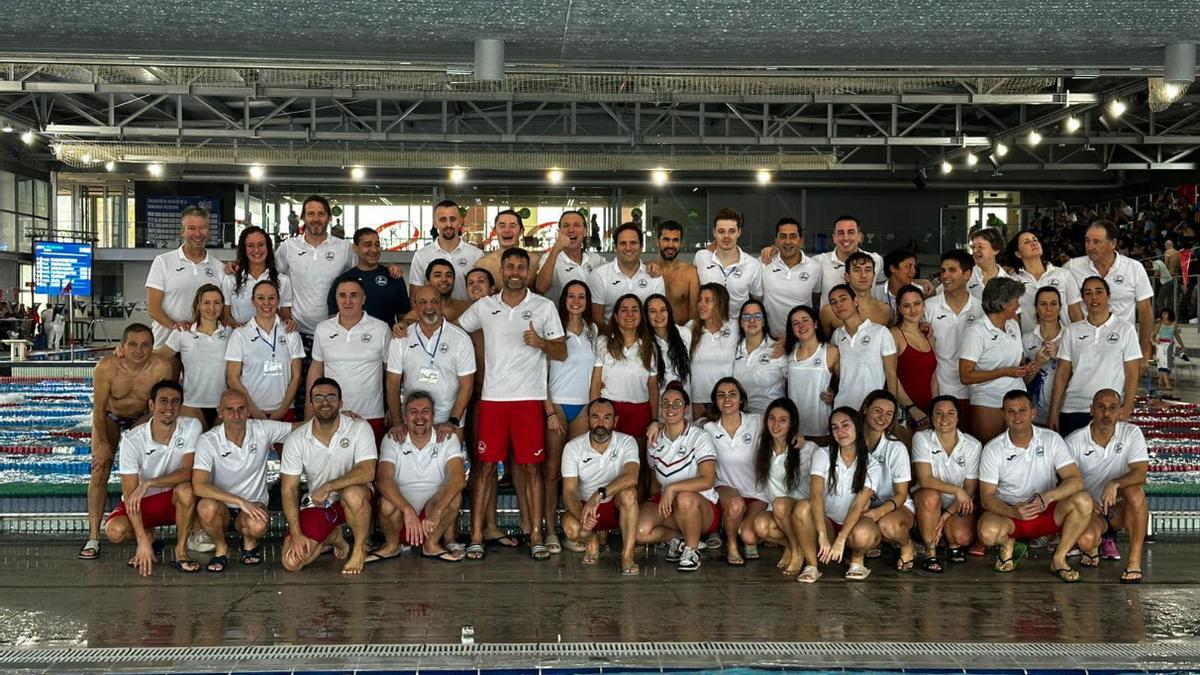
[{"x1": 83, "y1": 196, "x2": 1155, "y2": 584}]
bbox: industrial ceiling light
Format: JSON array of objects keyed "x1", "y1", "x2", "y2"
[
  {"x1": 755, "y1": 169, "x2": 772, "y2": 185},
  {"x1": 350, "y1": 166, "x2": 365, "y2": 180},
  {"x1": 650, "y1": 168, "x2": 669, "y2": 186},
  {"x1": 546, "y1": 168, "x2": 564, "y2": 184},
  {"x1": 147, "y1": 163, "x2": 163, "y2": 177},
  {"x1": 1165, "y1": 42, "x2": 1197, "y2": 85},
  {"x1": 248, "y1": 164, "x2": 265, "y2": 180},
  {"x1": 19, "y1": 131, "x2": 34, "y2": 145},
  {"x1": 994, "y1": 141, "x2": 1009, "y2": 157},
  {"x1": 1027, "y1": 129, "x2": 1043, "y2": 145},
  {"x1": 104, "y1": 161, "x2": 115, "y2": 172},
  {"x1": 965, "y1": 152, "x2": 979, "y2": 166},
  {"x1": 0, "y1": 123, "x2": 12, "y2": 133},
  {"x1": 1108, "y1": 99, "x2": 1127, "y2": 117},
  {"x1": 1065, "y1": 116, "x2": 1082, "y2": 132},
  {"x1": 1165, "y1": 83, "x2": 1181, "y2": 100},
  {"x1": 940, "y1": 160, "x2": 953, "y2": 174},
  {"x1": 449, "y1": 167, "x2": 467, "y2": 184}
]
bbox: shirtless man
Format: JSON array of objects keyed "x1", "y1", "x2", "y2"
[
  {"x1": 655, "y1": 220, "x2": 700, "y2": 325},
  {"x1": 396, "y1": 259, "x2": 471, "y2": 328},
  {"x1": 474, "y1": 210, "x2": 539, "y2": 287},
  {"x1": 820, "y1": 252, "x2": 892, "y2": 335},
  {"x1": 535, "y1": 210, "x2": 605, "y2": 304},
  {"x1": 81, "y1": 323, "x2": 175, "y2": 560}
]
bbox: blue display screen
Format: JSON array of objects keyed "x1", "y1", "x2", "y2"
[{"x1": 34, "y1": 241, "x2": 92, "y2": 296}]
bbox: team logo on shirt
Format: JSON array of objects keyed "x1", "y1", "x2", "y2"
[
  {"x1": 1113, "y1": 442, "x2": 1124, "y2": 455},
  {"x1": 861, "y1": 335, "x2": 871, "y2": 345},
  {"x1": 458, "y1": 257, "x2": 468, "y2": 267},
  {"x1": 217, "y1": 329, "x2": 227, "y2": 339},
  {"x1": 1113, "y1": 275, "x2": 1125, "y2": 285},
  {"x1": 732, "y1": 268, "x2": 743, "y2": 279},
  {"x1": 799, "y1": 271, "x2": 810, "y2": 281},
  {"x1": 439, "y1": 343, "x2": 450, "y2": 353},
  {"x1": 1107, "y1": 332, "x2": 1120, "y2": 344},
  {"x1": 955, "y1": 456, "x2": 966, "y2": 466},
  {"x1": 522, "y1": 311, "x2": 533, "y2": 320},
  {"x1": 220, "y1": 449, "x2": 233, "y2": 457},
  {"x1": 759, "y1": 354, "x2": 771, "y2": 364},
  {"x1": 374, "y1": 275, "x2": 388, "y2": 287},
  {"x1": 328, "y1": 333, "x2": 340, "y2": 340},
  {"x1": 720, "y1": 327, "x2": 731, "y2": 338},
  {"x1": 1034, "y1": 445, "x2": 1045, "y2": 457},
  {"x1": 1005, "y1": 454, "x2": 1017, "y2": 461},
  {"x1": 249, "y1": 443, "x2": 258, "y2": 454},
  {"x1": 361, "y1": 333, "x2": 373, "y2": 343},
  {"x1": 340, "y1": 438, "x2": 350, "y2": 448},
  {"x1": 1083, "y1": 449, "x2": 1096, "y2": 457},
  {"x1": 175, "y1": 266, "x2": 186, "y2": 272},
  {"x1": 582, "y1": 456, "x2": 594, "y2": 464},
  {"x1": 1049, "y1": 278, "x2": 1061, "y2": 287},
  {"x1": 966, "y1": 315, "x2": 978, "y2": 323},
  {"x1": 324, "y1": 251, "x2": 336, "y2": 262},
  {"x1": 813, "y1": 357, "x2": 822, "y2": 366},
  {"x1": 477, "y1": 441, "x2": 487, "y2": 456},
  {"x1": 205, "y1": 268, "x2": 215, "y2": 278},
  {"x1": 638, "y1": 279, "x2": 648, "y2": 289},
  {"x1": 741, "y1": 433, "x2": 752, "y2": 444},
  {"x1": 175, "y1": 438, "x2": 185, "y2": 448},
  {"x1": 402, "y1": 450, "x2": 414, "y2": 456}
]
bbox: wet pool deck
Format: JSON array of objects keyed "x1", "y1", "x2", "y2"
[{"x1": 1, "y1": 537, "x2": 1199, "y2": 672}]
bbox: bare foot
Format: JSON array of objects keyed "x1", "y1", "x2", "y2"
[
  {"x1": 341, "y1": 549, "x2": 365, "y2": 575},
  {"x1": 777, "y1": 547, "x2": 793, "y2": 570},
  {"x1": 332, "y1": 536, "x2": 351, "y2": 561}
]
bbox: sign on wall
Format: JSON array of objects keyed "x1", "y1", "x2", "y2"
[{"x1": 144, "y1": 196, "x2": 221, "y2": 247}]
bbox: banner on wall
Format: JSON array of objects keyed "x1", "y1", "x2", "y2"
[{"x1": 144, "y1": 196, "x2": 222, "y2": 247}]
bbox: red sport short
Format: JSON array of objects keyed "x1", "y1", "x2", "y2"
[
  {"x1": 476, "y1": 399, "x2": 546, "y2": 465},
  {"x1": 612, "y1": 400, "x2": 653, "y2": 441},
  {"x1": 396, "y1": 509, "x2": 427, "y2": 540},
  {"x1": 650, "y1": 492, "x2": 722, "y2": 535},
  {"x1": 288, "y1": 501, "x2": 347, "y2": 543},
  {"x1": 366, "y1": 417, "x2": 386, "y2": 447},
  {"x1": 108, "y1": 489, "x2": 176, "y2": 529},
  {"x1": 582, "y1": 499, "x2": 621, "y2": 532},
  {"x1": 1008, "y1": 501, "x2": 1061, "y2": 540}
]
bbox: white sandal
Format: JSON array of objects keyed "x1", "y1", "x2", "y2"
[
  {"x1": 544, "y1": 534, "x2": 562, "y2": 554},
  {"x1": 797, "y1": 565, "x2": 822, "y2": 583},
  {"x1": 845, "y1": 562, "x2": 871, "y2": 581}
]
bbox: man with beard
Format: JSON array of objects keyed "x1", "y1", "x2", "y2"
[
  {"x1": 326, "y1": 228, "x2": 410, "y2": 327},
  {"x1": 476, "y1": 210, "x2": 540, "y2": 287},
  {"x1": 536, "y1": 210, "x2": 605, "y2": 304},
  {"x1": 275, "y1": 196, "x2": 356, "y2": 338},
  {"x1": 396, "y1": 259, "x2": 471, "y2": 326},
  {"x1": 409, "y1": 200, "x2": 484, "y2": 301},
  {"x1": 654, "y1": 220, "x2": 700, "y2": 325},
  {"x1": 761, "y1": 217, "x2": 821, "y2": 339},
  {"x1": 560, "y1": 398, "x2": 642, "y2": 575},
  {"x1": 280, "y1": 377, "x2": 377, "y2": 574}
]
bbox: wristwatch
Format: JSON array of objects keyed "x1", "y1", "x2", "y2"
[
  {"x1": 598, "y1": 486, "x2": 608, "y2": 500},
  {"x1": 447, "y1": 416, "x2": 462, "y2": 428}
]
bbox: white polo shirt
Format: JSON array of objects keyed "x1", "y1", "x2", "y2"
[
  {"x1": 958, "y1": 317, "x2": 1023, "y2": 408},
  {"x1": 1014, "y1": 264, "x2": 1079, "y2": 333},
  {"x1": 787, "y1": 343, "x2": 834, "y2": 438},
  {"x1": 280, "y1": 414, "x2": 378, "y2": 501},
  {"x1": 194, "y1": 419, "x2": 293, "y2": 507},
  {"x1": 761, "y1": 254, "x2": 822, "y2": 338},
  {"x1": 550, "y1": 330, "x2": 597, "y2": 405},
  {"x1": 587, "y1": 260, "x2": 666, "y2": 321},
  {"x1": 593, "y1": 336, "x2": 656, "y2": 404},
  {"x1": 408, "y1": 238, "x2": 483, "y2": 301},
  {"x1": 275, "y1": 235, "x2": 355, "y2": 334},
  {"x1": 655, "y1": 323, "x2": 692, "y2": 392},
  {"x1": 832, "y1": 320, "x2": 896, "y2": 411},
  {"x1": 385, "y1": 321, "x2": 475, "y2": 423},
  {"x1": 966, "y1": 265, "x2": 1011, "y2": 300},
  {"x1": 1057, "y1": 314, "x2": 1142, "y2": 414},
  {"x1": 537, "y1": 249, "x2": 606, "y2": 304},
  {"x1": 560, "y1": 431, "x2": 640, "y2": 502},
  {"x1": 703, "y1": 413, "x2": 769, "y2": 501},
  {"x1": 457, "y1": 289, "x2": 564, "y2": 401},
  {"x1": 924, "y1": 292, "x2": 984, "y2": 399},
  {"x1": 868, "y1": 436, "x2": 914, "y2": 512},
  {"x1": 693, "y1": 248, "x2": 764, "y2": 317},
  {"x1": 1065, "y1": 422, "x2": 1150, "y2": 502},
  {"x1": 225, "y1": 317, "x2": 306, "y2": 412},
  {"x1": 732, "y1": 337, "x2": 787, "y2": 414},
  {"x1": 1021, "y1": 328, "x2": 1061, "y2": 424},
  {"x1": 145, "y1": 246, "x2": 226, "y2": 347},
  {"x1": 979, "y1": 426, "x2": 1075, "y2": 505},
  {"x1": 221, "y1": 270, "x2": 295, "y2": 325},
  {"x1": 767, "y1": 441, "x2": 819, "y2": 501},
  {"x1": 378, "y1": 433, "x2": 465, "y2": 513},
  {"x1": 165, "y1": 326, "x2": 230, "y2": 408},
  {"x1": 647, "y1": 424, "x2": 719, "y2": 503},
  {"x1": 1065, "y1": 253, "x2": 1153, "y2": 327},
  {"x1": 811, "y1": 449, "x2": 882, "y2": 524},
  {"x1": 912, "y1": 429, "x2": 982, "y2": 508},
  {"x1": 311, "y1": 314, "x2": 392, "y2": 419},
  {"x1": 117, "y1": 417, "x2": 202, "y2": 496},
  {"x1": 687, "y1": 319, "x2": 738, "y2": 405},
  {"x1": 814, "y1": 249, "x2": 885, "y2": 306}
]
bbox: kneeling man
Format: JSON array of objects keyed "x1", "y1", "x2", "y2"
[
  {"x1": 280, "y1": 377, "x2": 377, "y2": 574},
  {"x1": 371, "y1": 391, "x2": 467, "y2": 563},
  {"x1": 560, "y1": 398, "x2": 641, "y2": 575},
  {"x1": 105, "y1": 379, "x2": 201, "y2": 575}
]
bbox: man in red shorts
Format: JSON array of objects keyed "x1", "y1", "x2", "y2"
[
  {"x1": 280, "y1": 377, "x2": 377, "y2": 574},
  {"x1": 104, "y1": 379, "x2": 201, "y2": 576},
  {"x1": 457, "y1": 247, "x2": 566, "y2": 561},
  {"x1": 560, "y1": 398, "x2": 642, "y2": 575},
  {"x1": 977, "y1": 389, "x2": 1096, "y2": 582}
]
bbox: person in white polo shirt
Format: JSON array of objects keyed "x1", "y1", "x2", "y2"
[
  {"x1": 369, "y1": 391, "x2": 468, "y2": 563},
  {"x1": 760, "y1": 218, "x2": 821, "y2": 339},
  {"x1": 911, "y1": 395, "x2": 982, "y2": 573},
  {"x1": 1066, "y1": 389, "x2": 1149, "y2": 583},
  {"x1": 976, "y1": 390, "x2": 1096, "y2": 583},
  {"x1": 966, "y1": 228, "x2": 1011, "y2": 300},
  {"x1": 408, "y1": 199, "x2": 483, "y2": 302},
  {"x1": 820, "y1": 252, "x2": 892, "y2": 338},
  {"x1": 385, "y1": 285, "x2": 475, "y2": 435},
  {"x1": 588, "y1": 223, "x2": 665, "y2": 326},
  {"x1": 1065, "y1": 220, "x2": 1153, "y2": 365},
  {"x1": 226, "y1": 279, "x2": 306, "y2": 421},
  {"x1": 560, "y1": 398, "x2": 642, "y2": 575},
  {"x1": 704, "y1": 377, "x2": 771, "y2": 565},
  {"x1": 221, "y1": 225, "x2": 294, "y2": 327},
  {"x1": 827, "y1": 284, "x2": 897, "y2": 412},
  {"x1": 307, "y1": 277, "x2": 392, "y2": 444},
  {"x1": 813, "y1": 215, "x2": 884, "y2": 307},
  {"x1": 924, "y1": 250, "x2": 983, "y2": 408},
  {"x1": 457, "y1": 247, "x2": 566, "y2": 561},
  {"x1": 104, "y1": 380, "x2": 201, "y2": 576},
  {"x1": 274, "y1": 196, "x2": 355, "y2": 338},
  {"x1": 280, "y1": 377, "x2": 377, "y2": 575},
  {"x1": 1048, "y1": 276, "x2": 1142, "y2": 438},
  {"x1": 693, "y1": 208, "x2": 764, "y2": 318},
  {"x1": 192, "y1": 389, "x2": 302, "y2": 569},
  {"x1": 1007, "y1": 230, "x2": 1081, "y2": 333},
  {"x1": 959, "y1": 277, "x2": 1035, "y2": 443},
  {"x1": 160, "y1": 284, "x2": 230, "y2": 429},
  {"x1": 535, "y1": 210, "x2": 605, "y2": 304},
  {"x1": 145, "y1": 205, "x2": 225, "y2": 348}
]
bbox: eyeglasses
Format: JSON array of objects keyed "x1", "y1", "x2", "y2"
[
  {"x1": 740, "y1": 312, "x2": 764, "y2": 322},
  {"x1": 312, "y1": 393, "x2": 341, "y2": 403},
  {"x1": 661, "y1": 399, "x2": 687, "y2": 409}
]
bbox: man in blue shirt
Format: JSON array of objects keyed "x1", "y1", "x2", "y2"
[{"x1": 327, "y1": 228, "x2": 411, "y2": 326}]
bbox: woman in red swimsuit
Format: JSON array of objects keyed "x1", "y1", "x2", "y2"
[{"x1": 890, "y1": 284, "x2": 938, "y2": 443}]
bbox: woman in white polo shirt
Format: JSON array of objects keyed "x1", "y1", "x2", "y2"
[
  {"x1": 911, "y1": 395, "x2": 982, "y2": 572},
  {"x1": 827, "y1": 284, "x2": 898, "y2": 412},
  {"x1": 702, "y1": 377, "x2": 770, "y2": 565},
  {"x1": 1006, "y1": 229, "x2": 1080, "y2": 333},
  {"x1": 226, "y1": 279, "x2": 305, "y2": 421},
  {"x1": 644, "y1": 294, "x2": 691, "y2": 393},
  {"x1": 732, "y1": 299, "x2": 786, "y2": 414},
  {"x1": 221, "y1": 225, "x2": 294, "y2": 327},
  {"x1": 749, "y1": 397, "x2": 819, "y2": 576},
  {"x1": 688, "y1": 283, "x2": 737, "y2": 419},
  {"x1": 785, "y1": 305, "x2": 837, "y2": 446},
  {"x1": 858, "y1": 390, "x2": 915, "y2": 571},
  {"x1": 545, "y1": 279, "x2": 598, "y2": 554},
  {"x1": 959, "y1": 276, "x2": 1036, "y2": 443},
  {"x1": 798, "y1": 407, "x2": 882, "y2": 582},
  {"x1": 160, "y1": 284, "x2": 230, "y2": 429},
  {"x1": 591, "y1": 294, "x2": 659, "y2": 446},
  {"x1": 967, "y1": 227, "x2": 1010, "y2": 299},
  {"x1": 1021, "y1": 286, "x2": 1065, "y2": 425}
]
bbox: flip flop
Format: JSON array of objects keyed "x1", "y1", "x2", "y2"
[
  {"x1": 205, "y1": 555, "x2": 228, "y2": 573},
  {"x1": 948, "y1": 547, "x2": 967, "y2": 564},
  {"x1": 78, "y1": 539, "x2": 100, "y2": 560},
  {"x1": 922, "y1": 557, "x2": 944, "y2": 574},
  {"x1": 240, "y1": 545, "x2": 263, "y2": 566},
  {"x1": 446, "y1": 542, "x2": 466, "y2": 557},
  {"x1": 797, "y1": 565, "x2": 822, "y2": 583},
  {"x1": 465, "y1": 544, "x2": 486, "y2": 560},
  {"x1": 1120, "y1": 568, "x2": 1143, "y2": 584},
  {"x1": 421, "y1": 549, "x2": 464, "y2": 562},
  {"x1": 581, "y1": 551, "x2": 599, "y2": 565},
  {"x1": 486, "y1": 535, "x2": 521, "y2": 548},
  {"x1": 896, "y1": 556, "x2": 915, "y2": 572},
  {"x1": 1079, "y1": 552, "x2": 1101, "y2": 568},
  {"x1": 622, "y1": 563, "x2": 641, "y2": 576},
  {"x1": 725, "y1": 554, "x2": 745, "y2": 566},
  {"x1": 530, "y1": 544, "x2": 551, "y2": 561},
  {"x1": 994, "y1": 542, "x2": 1028, "y2": 573},
  {"x1": 1051, "y1": 566, "x2": 1081, "y2": 583},
  {"x1": 170, "y1": 558, "x2": 201, "y2": 574},
  {"x1": 743, "y1": 544, "x2": 760, "y2": 560},
  {"x1": 544, "y1": 534, "x2": 562, "y2": 554},
  {"x1": 364, "y1": 549, "x2": 403, "y2": 564}
]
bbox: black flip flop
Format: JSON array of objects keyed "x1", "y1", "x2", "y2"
[
  {"x1": 1120, "y1": 569, "x2": 1143, "y2": 584},
  {"x1": 206, "y1": 555, "x2": 228, "y2": 573},
  {"x1": 240, "y1": 545, "x2": 263, "y2": 566},
  {"x1": 922, "y1": 556, "x2": 944, "y2": 574},
  {"x1": 364, "y1": 549, "x2": 402, "y2": 564},
  {"x1": 948, "y1": 547, "x2": 967, "y2": 564},
  {"x1": 170, "y1": 558, "x2": 201, "y2": 574},
  {"x1": 421, "y1": 549, "x2": 463, "y2": 563}
]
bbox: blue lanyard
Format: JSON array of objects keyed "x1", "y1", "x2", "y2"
[
  {"x1": 254, "y1": 322, "x2": 278, "y2": 357},
  {"x1": 415, "y1": 325, "x2": 443, "y2": 364}
]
